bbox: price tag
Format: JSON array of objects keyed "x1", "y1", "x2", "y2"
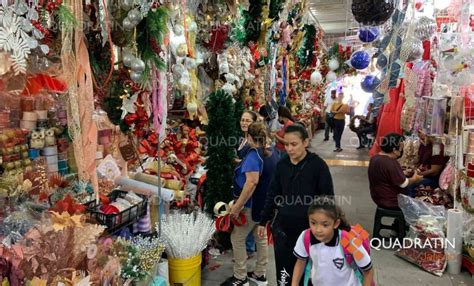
[{"x1": 433, "y1": 143, "x2": 441, "y2": 156}]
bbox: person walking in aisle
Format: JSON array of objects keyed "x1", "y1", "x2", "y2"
[
  {"x1": 257, "y1": 123, "x2": 334, "y2": 286},
  {"x1": 331, "y1": 92, "x2": 349, "y2": 152},
  {"x1": 236, "y1": 110, "x2": 259, "y2": 258},
  {"x1": 291, "y1": 198, "x2": 374, "y2": 286},
  {"x1": 323, "y1": 90, "x2": 337, "y2": 141},
  {"x1": 272, "y1": 106, "x2": 295, "y2": 155},
  {"x1": 222, "y1": 122, "x2": 280, "y2": 286}
]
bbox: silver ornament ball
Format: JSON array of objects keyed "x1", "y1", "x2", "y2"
[
  {"x1": 130, "y1": 71, "x2": 142, "y2": 82},
  {"x1": 123, "y1": 53, "x2": 135, "y2": 67},
  {"x1": 122, "y1": 17, "x2": 135, "y2": 31},
  {"x1": 415, "y1": 16, "x2": 437, "y2": 41},
  {"x1": 121, "y1": 0, "x2": 133, "y2": 10},
  {"x1": 128, "y1": 9, "x2": 142, "y2": 24},
  {"x1": 400, "y1": 37, "x2": 423, "y2": 62},
  {"x1": 131, "y1": 58, "x2": 146, "y2": 73}
]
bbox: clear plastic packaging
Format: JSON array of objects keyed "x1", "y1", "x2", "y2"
[{"x1": 396, "y1": 194, "x2": 447, "y2": 276}]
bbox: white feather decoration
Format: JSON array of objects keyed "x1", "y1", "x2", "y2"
[{"x1": 157, "y1": 211, "x2": 216, "y2": 259}]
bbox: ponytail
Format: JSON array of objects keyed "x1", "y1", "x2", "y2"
[
  {"x1": 248, "y1": 122, "x2": 272, "y2": 157},
  {"x1": 308, "y1": 196, "x2": 351, "y2": 231}
]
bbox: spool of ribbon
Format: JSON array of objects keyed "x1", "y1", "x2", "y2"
[
  {"x1": 35, "y1": 110, "x2": 48, "y2": 120},
  {"x1": 213, "y1": 201, "x2": 247, "y2": 233},
  {"x1": 47, "y1": 163, "x2": 59, "y2": 172},
  {"x1": 59, "y1": 167, "x2": 69, "y2": 176},
  {"x1": 21, "y1": 98, "x2": 34, "y2": 111},
  {"x1": 20, "y1": 120, "x2": 37, "y2": 130},
  {"x1": 22, "y1": 111, "x2": 38, "y2": 121},
  {"x1": 37, "y1": 119, "x2": 48, "y2": 128},
  {"x1": 28, "y1": 149, "x2": 40, "y2": 159},
  {"x1": 42, "y1": 146, "x2": 58, "y2": 156},
  {"x1": 58, "y1": 159, "x2": 68, "y2": 169},
  {"x1": 58, "y1": 152, "x2": 68, "y2": 160},
  {"x1": 45, "y1": 154, "x2": 58, "y2": 164}
]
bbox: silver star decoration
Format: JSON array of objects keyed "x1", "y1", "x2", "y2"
[{"x1": 121, "y1": 93, "x2": 139, "y2": 119}]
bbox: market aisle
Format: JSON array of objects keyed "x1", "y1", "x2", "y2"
[{"x1": 202, "y1": 128, "x2": 472, "y2": 285}]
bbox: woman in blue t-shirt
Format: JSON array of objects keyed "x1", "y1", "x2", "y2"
[{"x1": 221, "y1": 122, "x2": 279, "y2": 286}]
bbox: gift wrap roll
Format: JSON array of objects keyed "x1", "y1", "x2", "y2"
[
  {"x1": 47, "y1": 163, "x2": 58, "y2": 173},
  {"x1": 20, "y1": 120, "x2": 36, "y2": 131},
  {"x1": 156, "y1": 259, "x2": 169, "y2": 284},
  {"x1": 446, "y1": 208, "x2": 463, "y2": 274},
  {"x1": 58, "y1": 159, "x2": 68, "y2": 169},
  {"x1": 28, "y1": 149, "x2": 40, "y2": 159},
  {"x1": 22, "y1": 111, "x2": 38, "y2": 121},
  {"x1": 114, "y1": 176, "x2": 175, "y2": 202},
  {"x1": 35, "y1": 110, "x2": 48, "y2": 120},
  {"x1": 133, "y1": 172, "x2": 166, "y2": 187},
  {"x1": 45, "y1": 154, "x2": 58, "y2": 164},
  {"x1": 42, "y1": 146, "x2": 58, "y2": 156}
]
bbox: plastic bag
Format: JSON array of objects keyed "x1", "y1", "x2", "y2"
[{"x1": 395, "y1": 194, "x2": 447, "y2": 276}]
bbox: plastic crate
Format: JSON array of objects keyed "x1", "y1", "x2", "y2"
[{"x1": 85, "y1": 190, "x2": 148, "y2": 234}]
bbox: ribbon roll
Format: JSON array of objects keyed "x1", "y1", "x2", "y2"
[
  {"x1": 28, "y1": 149, "x2": 40, "y2": 159},
  {"x1": 42, "y1": 146, "x2": 58, "y2": 156},
  {"x1": 22, "y1": 111, "x2": 38, "y2": 121},
  {"x1": 45, "y1": 155, "x2": 58, "y2": 164},
  {"x1": 35, "y1": 110, "x2": 48, "y2": 120},
  {"x1": 47, "y1": 163, "x2": 59, "y2": 172},
  {"x1": 58, "y1": 159, "x2": 68, "y2": 169},
  {"x1": 20, "y1": 120, "x2": 37, "y2": 130},
  {"x1": 213, "y1": 201, "x2": 247, "y2": 232}
]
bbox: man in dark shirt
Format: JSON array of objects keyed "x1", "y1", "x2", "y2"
[
  {"x1": 368, "y1": 133, "x2": 423, "y2": 209},
  {"x1": 405, "y1": 131, "x2": 449, "y2": 196}
]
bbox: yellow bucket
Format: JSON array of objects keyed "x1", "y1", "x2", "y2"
[{"x1": 168, "y1": 254, "x2": 202, "y2": 286}]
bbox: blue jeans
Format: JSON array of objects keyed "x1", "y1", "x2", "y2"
[{"x1": 406, "y1": 177, "x2": 439, "y2": 197}]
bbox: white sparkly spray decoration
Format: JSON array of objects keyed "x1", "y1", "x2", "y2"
[{"x1": 158, "y1": 211, "x2": 216, "y2": 259}]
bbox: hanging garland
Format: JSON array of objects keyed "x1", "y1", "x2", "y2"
[
  {"x1": 326, "y1": 42, "x2": 355, "y2": 76},
  {"x1": 232, "y1": 0, "x2": 264, "y2": 45},
  {"x1": 297, "y1": 24, "x2": 316, "y2": 68},
  {"x1": 136, "y1": 6, "x2": 168, "y2": 86},
  {"x1": 269, "y1": 0, "x2": 284, "y2": 21}
]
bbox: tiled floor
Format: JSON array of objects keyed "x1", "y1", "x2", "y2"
[{"x1": 202, "y1": 128, "x2": 473, "y2": 285}]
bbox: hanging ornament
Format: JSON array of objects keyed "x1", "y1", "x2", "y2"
[
  {"x1": 350, "y1": 51, "x2": 371, "y2": 70},
  {"x1": 130, "y1": 71, "x2": 142, "y2": 82},
  {"x1": 351, "y1": 0, "x2": 395, "y2": 26},
  {"x1": 123, "y1": 53, "x2": 135, "y2": 67},
  {"x1": 123, "y1": 17, "x2": 135, "y2": 31},
  {"x1": 400, "y1": 37, "x2": 423, "y2": 62},
  {"x1": 128, "y1": 9, "x2": 142, "y2": 24},
  {"x1": 174, "y1": 24, "x2": 184, "y2": 36},
  {"x1": 326, "y1": 71, "x2": 337, "y2": 82},
  {"x1": 415, "y1": 17, "x2": 437, "y2": 41},
  {"x1": 376, "y1": 53, "x2": 388, "y2": 70},
  {"x1": 358, "y1": 27, "x2": 380, "y2": 43},
  {"x1": 328, "y1": 59, "x2": 340, "y2": 71},
  {"x1": 310, "y1": 70, "x2": 323, "y2": 85},
  {"x1": 131, "y1": 58, "x2": 146, "y2": 73},
  {"x1": 122, "y1": 0, "x2": 133, "y2": 10},
  {"x1": 176, "y1": 43, "x2": 188, "y2": 57},
  {"x1": 361, "y1": 75, "x2": 381, "y2": 93}
]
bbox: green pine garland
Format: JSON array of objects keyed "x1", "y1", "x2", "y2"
[
  {"x1": 234, "y1": 96, "x2": 245, "y2": 140},
  {"x1": 136, "y1": 7, "x2": 168, "y2": 87},
  {"x1": 297, "y1": 24, "x2": 316, "y2": 68},
  {"x1": 203, "y1": 90, "x2": 237, "y2": 215},
  {"x1": 232, "y1": 0, "x2": 264, "y2": 45},
  {"x1": 269, "y1": 0, "x2": 284, "y2": 21}
]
